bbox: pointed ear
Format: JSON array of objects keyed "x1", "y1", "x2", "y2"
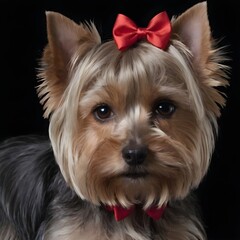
[
  {"x1": 37, "y1": 12, "x2": 101, "y2": 118},
  {"x1": 172, "y1": 2, "x2": 211, "y2": 66},
  {"x1": 172, "y1": 2, "x2": 229, "y2": 117}
]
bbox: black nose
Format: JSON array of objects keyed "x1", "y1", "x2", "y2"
[{"x1": 122, "y1": 143, "x2": 148, "y2": 166}]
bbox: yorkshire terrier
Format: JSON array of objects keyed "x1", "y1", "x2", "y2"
[{"x1": 0, "y1": 2, "x2": 229, "y2": 239}]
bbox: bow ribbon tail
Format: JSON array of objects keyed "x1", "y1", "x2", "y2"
[
  {"x1": 145, "y1": 205, "x2": 166, "y2": 220},
  {"x1": 105, "y1": 205, "x2": 135, "y2": 221},
  {"x1": 105, "y1": 204, "x2": 166, "y2": 221}
]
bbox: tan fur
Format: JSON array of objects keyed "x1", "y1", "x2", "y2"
[{"x1": 36, "y1": 2, "x2": 229, "y2": 239}]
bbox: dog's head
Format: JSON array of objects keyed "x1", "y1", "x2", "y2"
[{"x1": 38, "y1": 2, "x2": 228, "y2": 208}]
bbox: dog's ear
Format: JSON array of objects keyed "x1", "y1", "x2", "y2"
[
  {"x1": 172, "y1": 1, "x2": 211, "y2": 66},
  {"x1": 38, "y1": 12, "x2": 101, "y2": 118},
  {"x1": 172, "y1": 1, "x2": 229, "y2": 116}
]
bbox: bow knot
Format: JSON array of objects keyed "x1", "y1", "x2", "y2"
[
  {"x1": 112, "y1": 12, "x2": 171, "y2": 51},
  {"x1": 105, "y1": 204, "x2": 166, "y2": 221},
  {"x1": 136, "y1": 28, "x2": 147, "y2": 37}
]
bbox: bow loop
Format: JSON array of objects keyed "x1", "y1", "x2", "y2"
[{"x1": 112, "y1": 12, "x2": 171, "y2": 51}]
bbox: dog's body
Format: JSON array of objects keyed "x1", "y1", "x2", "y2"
[
  {"x1": 0, "y1": 2, "x2": 229, "y2": 240},
  {"x1": 0, "y1": 136, "x2": 204, "y2": 240}
]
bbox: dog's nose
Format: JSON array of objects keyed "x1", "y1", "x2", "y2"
[{"x1": 122, "y1": 143, "x2": 148, "y2": 166}]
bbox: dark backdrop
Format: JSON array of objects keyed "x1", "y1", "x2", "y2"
[{"x1": 0, "y1": 0, "x2": 239, "y2": 239}]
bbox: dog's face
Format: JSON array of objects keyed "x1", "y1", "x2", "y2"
[{"x1": 38, "y1": 2, "x2": 228, "y2": 208}]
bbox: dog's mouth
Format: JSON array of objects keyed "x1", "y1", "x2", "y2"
[
  {"x1": 122, "y1": 168, "x2": 148, "y2": 179},
  {"x1": 123, "y1": 172, "x2": 148, "y2": 179}
]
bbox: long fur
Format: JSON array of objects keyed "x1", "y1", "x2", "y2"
[
  {"x1": 0, "y1": 2, "x2": 229, "y2": 239},
  {"x1": 0, "y1": 136, "x2": 206, "y2": 240}
]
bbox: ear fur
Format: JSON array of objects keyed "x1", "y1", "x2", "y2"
[
  {"x1": 37, "y1": 12, "x2": 101, "y2": 118},
  {"x1": 172, "y1": 1, "x2": 229, "y2": 116},
  {"x1": 172, "y1": 1, "x2": 211, "y2": 66}
]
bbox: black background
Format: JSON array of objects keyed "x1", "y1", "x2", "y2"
[{"x1": 0, "y1": 0, "x2": 239, "y2": 239}]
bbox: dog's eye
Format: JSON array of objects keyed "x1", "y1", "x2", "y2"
[
  {"x1": 93, "y1": 104, "x2": 114, "y2": 122},
  {"x1": 154, "y1": 100, "x2": 176, "y2": 118}
]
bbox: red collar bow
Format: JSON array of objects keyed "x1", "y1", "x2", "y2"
[
  {"x1": 105, "y1": 204, "x2": 166, "y2": 221},
  {"x1": 112, "y1": 12, "x2": 171, "y2": 51}
]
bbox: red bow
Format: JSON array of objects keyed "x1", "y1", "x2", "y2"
[
  {"x1": 105, "y1": 204, "x2": 166, "y2": 221},
  {"x1": 112, "y1": 12, "x2": 171, "y2": 51}
]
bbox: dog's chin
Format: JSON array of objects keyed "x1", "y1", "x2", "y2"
[
  {"x1": 102, "y1": 172, "x2": 168, "y2": 207},
  {"x1": 71, "y1": 158, "x2": 192, "y2": 207},
  {"x1": 75, "y1": 174, "x2": 159, "y2": 207}
]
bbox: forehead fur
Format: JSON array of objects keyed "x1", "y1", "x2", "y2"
[
  {"x1": 71, "y1": 39, "x2": 192, "y2": 88},
  {"x1": 66, "y1": 39, "x2": 198, "y2": 118}
]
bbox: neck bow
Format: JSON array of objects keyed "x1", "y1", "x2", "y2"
[
  {"x1": 112, "y1": 12, "x2": 171, "y2": 51},
  {"x1": 105, "y1": 204, "x2": 166, "y2": 221}
]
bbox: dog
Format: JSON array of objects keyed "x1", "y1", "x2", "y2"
[{"x1": 0, "y1": 2, "x2": 229, "y2": 239}]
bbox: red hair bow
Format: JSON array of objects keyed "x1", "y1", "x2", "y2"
[{"x1": 112, "y1": 12, "x2": 171, "y2": 51}]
